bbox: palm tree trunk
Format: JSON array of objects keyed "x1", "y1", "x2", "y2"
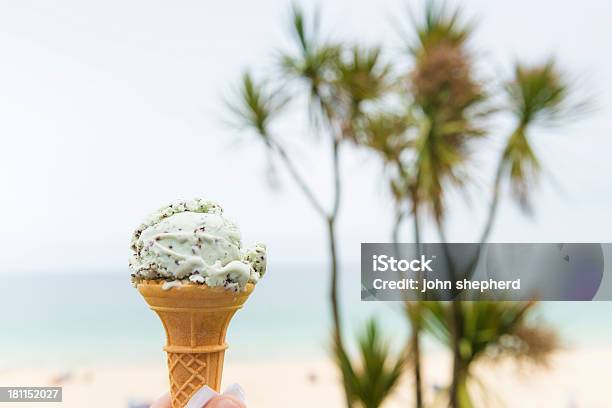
[
  {"x1": 408, "y1": 305, "x2": 424, "y2": 408},
  {"x1": 480, "y1": 126, "x2": 526, "y2": 243},
  {"x1": 392, "y1": 209, "x2": 403, "y2": 244},
  {"x1": 449, "y1": 300, "x2": 464, "y2": 408},
  {"x1": 329, "y1": 139, "x2": 343, "y2": 343},
  {"x1": 328, "y1": 139, "x2": 352, "y2": 407},
  {"x1": 410, "y1": 205, "x2": 424, "y2": 408},
  {"x1": 328, "y1": 216, "x2": 342, "y2": 344},
  {"x1": 271, "y1": 136, "x2": 349, "y2": 406},
  {"x1": 393, "y1": 205, "x2": 424, "y2": 408},
  {"x1": 455, "y1": 365, "x2": 473, "y2": 408},
  {"x1": 270, "y1": 140, "x2": 327, "y2": 219},
  {"x1": 271, "y1": 137, "x2": 344, "y2": 344},
  {"x1": 437, "y1": 222, "x2": 464, "y2": 408},
  {"x1": 446, "y1": 138, "x2": 511, "y2": 408},
  {"x1": 479, "y1": 154, "x2": 505, "y2": 243},
  {"x1": 413, "y1": 205, "x2": 421, "y2": 245}
]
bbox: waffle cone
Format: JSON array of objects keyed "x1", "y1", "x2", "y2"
[{"x1": 138, "y1": 281, "x2": 254, "y2": 408}]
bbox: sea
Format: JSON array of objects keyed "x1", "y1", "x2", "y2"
[{"x1": 1, "y1": 263, "x2": 612, "y2": 369}]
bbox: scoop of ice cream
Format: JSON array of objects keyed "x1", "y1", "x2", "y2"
[
  {"x1": 243, "y1": 242, "x2": 267, "y2": 279},
  {"x1": 129, "y1": 198, "x2": 266, "y2": 291}
]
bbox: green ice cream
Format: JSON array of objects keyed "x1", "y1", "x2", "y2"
[{"x1": 129, "y1": 198, "x2": 266, "y2": 291}]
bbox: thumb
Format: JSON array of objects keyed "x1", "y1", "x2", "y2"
[{"x1": 204, "y1": 395, "x2": 246, "y2": 408}]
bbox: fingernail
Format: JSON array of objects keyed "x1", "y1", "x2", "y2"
[{"x1": 184, "y1": 386, "x2": 217, "y2": 408}]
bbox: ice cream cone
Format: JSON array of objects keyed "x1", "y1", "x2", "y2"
[{"x1": 138, "y1": 281, "x2": 254, "y2": 408}]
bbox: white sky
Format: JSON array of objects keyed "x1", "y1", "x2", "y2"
[{"x1": 0, "y1": 0, "x2": 610, "y2": 274}]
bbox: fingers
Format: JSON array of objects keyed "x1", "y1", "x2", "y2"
[
  {"x1": 150, "y1": 392, "x2": 171, "y2": 408},
  {"x1": 150, "y1": 391, "x2": 246, "y2": 408},
  {"x1": 204, "y1": 395, "x2": 246, "y2": 408}
]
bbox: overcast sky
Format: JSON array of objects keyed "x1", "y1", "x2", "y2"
[{"x1": 0, "y1": 0, "x2": 610, "y2": 275}]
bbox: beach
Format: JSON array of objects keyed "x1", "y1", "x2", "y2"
[
  {"x1": 2, "y1": 347, "x2": 611, "y2": 407},
  {"x1": 2, "y1": 274, "x2": 612, "y2": 407}
]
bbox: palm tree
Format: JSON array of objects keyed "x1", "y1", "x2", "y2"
[
  {"x1": 277, "y1": 7, "x2": 345, "y2": 351},
  {"x1": 423, "y1": 58, "x2": 585, "y2": 407},
  {"x1": 407, "y1": 2, "x2": 486, "y2": 224},
  {"x1": 226, "y1": 2, "x2": 588, "y2": 407},
  {"x1": 335, "y1": 319, "x2": 408, "y2": 408},
  {"x1": 398, "y1": 3, "x2": 586, "y2": 406},
  {"x1": 228, "y1": 6, "x2": 395, "y2": 407},
  {"x1": 359, "y1": 110, "x2": 432, "y2": 408},
  {"x1": 402, "y1": 3, "x2": 488, "y2": 406},
  {"x1": 420, "y1": 301, "x2": 559, "y2": 406},
  {"x1": 481, "y1": 59, "x2": 588, "y2": 239}
]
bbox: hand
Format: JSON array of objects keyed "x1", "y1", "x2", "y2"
[{"x1": 151, "y1": 392, "x2": 246, "y2": 408}]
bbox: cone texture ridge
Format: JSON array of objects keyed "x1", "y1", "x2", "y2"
[{"x1": 138, "y1": 281, "x2": 254, "y2": 408}]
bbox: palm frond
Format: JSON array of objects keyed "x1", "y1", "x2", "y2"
[
  {"x1": 225, "y1": 71, "x2": 289, "y2": 141},
  {"x1": 329, "y1": 45, "x2": 395, "y2": 142},
  {"x1": 411, "y1": 112, "x2": 481, "y2": 220},
  {"x1": 502, "y1": 59, "x2": 588, "y2": 208},
  {"x1": 408, "y1": 0, "x2": 474, "y2": 57},
  {"x1": 334, "y1": 319, "x2": 407, "y2": 408},
  {"x1": 358, "y1": 109, "x2": 415, "y2": 159},
  {"x1": 502, "y1": 126, "x2": 540, "y2": 210},
  {"x1": 506, "y1": 59, "x2": 584, "y2": 126},
  {"x1": 403, "y1": 2, "x2": 489, "y2": 221},
  {"x1": 278, "y1": 5, "x2": 341, "y2": 127},
  {"x1": 290, "y1": 4, "x2": 310, "y2": 53},
  {"x1": 421, "y1": 301, "x2": 558, "y2": 367},
  {"x1": 335, "y1": 46, "x2": 392, "y2": 106},
  {"x1": 410, "y1": 42, "x2": 486, "y2": 121}
]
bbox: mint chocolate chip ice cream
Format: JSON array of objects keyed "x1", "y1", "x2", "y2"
[{"x1": 129, "y1": 198, "x2": 266, "y2": 291}]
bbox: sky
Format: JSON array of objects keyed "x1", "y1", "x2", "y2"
[{"x1": 0, "y1": 0, "x2": 610, "y2": 275}]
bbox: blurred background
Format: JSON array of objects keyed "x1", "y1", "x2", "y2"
[{"x1": 0, "y1": 0, "x2": 611, "y2": 407}]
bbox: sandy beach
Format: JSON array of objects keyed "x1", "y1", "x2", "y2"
[{"x1": 2, "y1": 347, "x2": 611, "y2": 407}]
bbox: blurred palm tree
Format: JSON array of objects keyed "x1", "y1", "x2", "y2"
[
  {"x1": 227, "y1": 6, "x2": 395, "y2": 407},
  {"x1": 335, "y1": 319, "x2": 408, "y2": 408},
  {"x1": 435, "y1": 57, "x2": 583, "y2": 408},
  {"x1": 226, "y1": 1, "x2": 588, "y2": 407},
  {"x1": 359, "y1": 111, "x2": 428, "y2": 408},
  {"x1": 402, "y1": 3, "x2": 488, "y2": 406},
  {"x1": 398, "y1": 3, "x2": 586, "y2": 407},
  {"x1": 481, "y1": 59, "x2": 588, "y2": 238},
  {"x1": 420, "y1": 301, "x2": 559, "y2": 407},
  {"x1": 407, "y1": 2, "x2": 487, "y2": 224}
]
